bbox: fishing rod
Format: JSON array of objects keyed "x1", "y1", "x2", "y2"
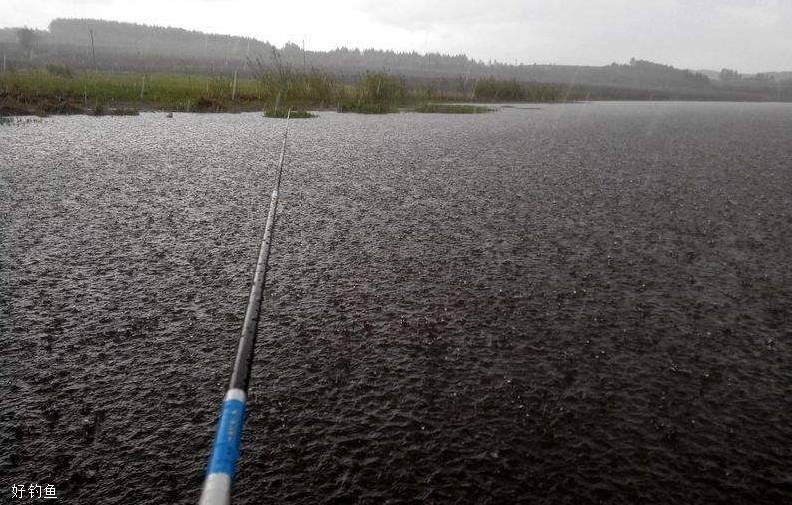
[{"x1": 199, "y1": 109, "x2": 292, "y2": 505}]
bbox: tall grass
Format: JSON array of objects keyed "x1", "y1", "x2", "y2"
[
  {"x1": 337, "y1": 73, "x2": 405, "y2": 113},
  {"x1": 0, "y1": 69, "x2": 266, "y2": 114},
  {"x1": 250, "y1": 51, "x2": 337, "y2": 114},
  {"x1": 1, "y1": 65, "x2": 567, "y2": 116}
]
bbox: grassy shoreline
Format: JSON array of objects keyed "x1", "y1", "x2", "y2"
[
  {"x1": 0, "y1": 69, "x2": 565, "y2": 117},
  {"x1": 1, "y1": 70, "x2": 268, "y2": 116}
]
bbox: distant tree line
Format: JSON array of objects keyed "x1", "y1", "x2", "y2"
[{"x1": 1, "y1": 18, "x2": 790, "y2": 102}]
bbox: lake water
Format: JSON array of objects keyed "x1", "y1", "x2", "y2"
[{"x1": 1, "y1": 102, "x2": 791, "y2": 504}]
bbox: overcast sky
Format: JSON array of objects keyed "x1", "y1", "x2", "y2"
[{"x1": 3, "y1": 0, "x2": 790, "y2": 73}]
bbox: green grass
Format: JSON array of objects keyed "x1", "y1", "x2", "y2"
[
  {"x1": 0, "y1": 70, "x2": 267, "y2": 115},
  {"x1": 1, "y1": 68, "x2": 564, "y2": 117},
  {"x1": 412, "y1": 103, "x2": 494, "y2": 114}
]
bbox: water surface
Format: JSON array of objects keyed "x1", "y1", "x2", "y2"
[{"x1": 1, "y1": 102, "x2": 791, "y2": 504}]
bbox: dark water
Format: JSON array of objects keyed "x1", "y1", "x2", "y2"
[{"x1": 1, "y1": 102, "x2": 791, "y2": 504}]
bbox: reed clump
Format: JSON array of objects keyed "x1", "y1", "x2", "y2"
[
  {"x1": 253, "y1": 55, "x2": 405, "y2": 114},
  {"x1": 252, "y1": 51, "x2": 338, "y2": 112},
  {"x1": 336, "y1": 72, "x2": 405, "y2": 114}
]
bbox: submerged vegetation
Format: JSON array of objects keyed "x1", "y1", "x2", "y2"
[
  {"x1": 0, "y1": 116, "x2": 42, "y2": 126},
  {"x1": 412, "y1": 103, "x2": 494, "y2": 114},
  {"x1": 263, "y1": 108, "x2": 315, "y2": 119}
]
